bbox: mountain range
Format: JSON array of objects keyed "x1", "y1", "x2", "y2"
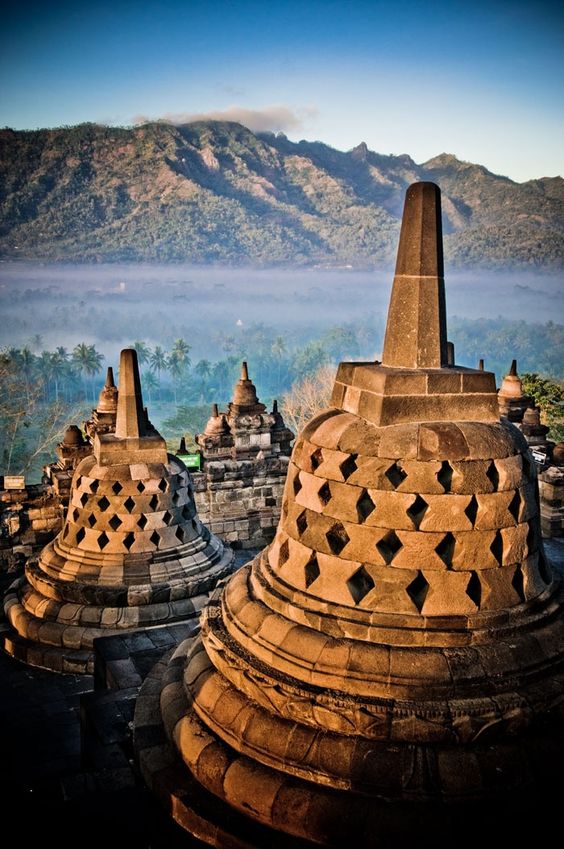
[{"x1": 0, "y1": 121, "x2": 563, "y2": 268}]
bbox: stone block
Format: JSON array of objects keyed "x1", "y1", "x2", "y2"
[
  {"x1": 417, "y1": 423, "x2": 469, "y2": 461},
  {"x1": 422, "y1": 572, "x2": 478, "y2": 616}
]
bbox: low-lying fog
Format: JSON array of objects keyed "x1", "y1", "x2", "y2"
[{"x1": 0, "y1": 262, "x2": 562, "y2": 370}]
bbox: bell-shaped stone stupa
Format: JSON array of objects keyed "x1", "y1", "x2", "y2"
[
  {"x1": 3, "y1": 349, "x2": 234, "y2": 673},
  {"x1": 134, "y1": 184, "x2": 564, "y2": 847}
]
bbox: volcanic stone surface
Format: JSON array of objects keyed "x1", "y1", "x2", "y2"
[
  {"x1": 134, "y1": 183, "x2": 564, "y2": 847},
  {"x1": 2, "y1": 349, "x2": 234, "y2": 674}
]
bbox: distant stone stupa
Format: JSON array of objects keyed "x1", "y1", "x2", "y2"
[
  {"x1": 134, "y1": 183, "x2": 564, "y2": 846},
  {"x1": 2, "y1": 349, "x2": 234, "y2": 673}
]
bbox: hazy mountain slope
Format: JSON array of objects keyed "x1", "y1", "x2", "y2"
[{"x1": 0, "y1": 121, "x2": 562, "y2": 267}]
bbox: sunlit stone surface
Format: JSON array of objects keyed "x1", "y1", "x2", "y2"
[
  {"x1": 134, "y1": 184, "x2": 564, "y2": 847},
  {"x1": 2, "y1": 349, "x2": 234, "y2": 673}
]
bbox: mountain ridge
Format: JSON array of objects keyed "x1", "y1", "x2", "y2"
[{"x1": 0, "y1": 120, "x2": 562, "y2": 268}]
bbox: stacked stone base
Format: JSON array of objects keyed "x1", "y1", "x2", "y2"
[
  {"x1": 135, "y1": 636, "x2": 564, "y2": 849},
  {"x1": 193, "y1": 456, "x2": 289, "y2": 548}
]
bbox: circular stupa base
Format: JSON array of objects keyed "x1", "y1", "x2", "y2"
[{"x1": 134, "y1": 639, "x2": 564, "y2": 849}]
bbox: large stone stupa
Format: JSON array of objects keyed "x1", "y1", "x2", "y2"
[
  {"x1": 2, "y1": 349, "x2": 234, "y2": 674},
  {"x1": 134, "y1": 183, "x2": 564, "y2": 846}
]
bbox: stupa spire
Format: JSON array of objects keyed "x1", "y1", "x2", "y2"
[
  {"x1": 114, "y1": 348, "x2": 146, "y2": 439},
  {"x1": 382, "y1": 181, "x2": 448, "y2": 369},
  {"x1": 104, "y1": 366, "x2": 116, "y2": 388}
]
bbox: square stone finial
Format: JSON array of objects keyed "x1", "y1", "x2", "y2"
[
  {"x1": 382, "y1": 182, "x2": 448, "y2": 370},
  {"x1": 115, "y1": 349, "x2": 147, "y2": 439},
  {"x1": 95, "y1": 349, "x2": 168, "y2": 465}
]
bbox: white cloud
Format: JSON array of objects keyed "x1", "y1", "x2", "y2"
[{"x1": 132, "y1": 104, "x2": 318, "y2": 135}]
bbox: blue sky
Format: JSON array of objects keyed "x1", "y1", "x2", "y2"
[{"x1": 1, "y1": 0, "x2": 563, "y2": 182}]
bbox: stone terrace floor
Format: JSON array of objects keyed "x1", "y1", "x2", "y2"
[{"x1": 1, "y1": 542, "x2": 564, "y2": 845}]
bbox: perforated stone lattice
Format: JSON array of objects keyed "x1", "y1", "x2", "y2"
[{"x1": 276, "y1": 441, "x2": 545, "y2": 615}]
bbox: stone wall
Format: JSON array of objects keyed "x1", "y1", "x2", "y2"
[
  {"x1": 192, "y1": 455, "x2": 290, "y2": 548},
  {"x1": 0, "y1": 483, "x2": 62, "y2": 574}
]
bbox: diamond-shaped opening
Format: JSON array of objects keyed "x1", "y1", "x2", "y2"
[
  {"x1": 191, "y1": 519, "x2": 199, "y2": 532},
  {"x1": 87, "y1": 512, "x2": 97, "y2": 528},
  {"x1": 296, "y1": 510, "x2": 308, "y2": 536},
  {"x1": 123, "y1": 496, "x2": 135, "y2": 513},
  {"x1": 123, "y1": 532, "x2": 135, "y2": 551},
  {"x1": 109, "y1": 515, "x2": 122, "y2": 531},
  {"x1": 318, "y1": 481, "x2": 331, "y2": 507},
  {"x1": 75, "y1": 476, "x2": 82, "y2": 489},
  {"x1": 98, "y1": 495, "x2": 110, "y2": 511},
  {"x1": 138, "y1": 514, "x2": 148, "y2": 530},
  {"x1": 406, "y1": 494, "x2": 428, "y2": 530},
  {"x1": 112, "y1": 481, "x2": 123, "y2": 495},
  {"x1": 293, "y1": 472, "x2": 302, "y2": 496},
  {"x1": 149, "y1": 495, "x2": 159, "y2": 511},
  {"x1": 486, "y1": 461, "x2": 499, "y2": 491},
  {"x1": 310, "y1": 448, "x2": 323, "y2": 471},
  {"x1": 437, "y1": 461, "x2": 453, "y2": 493},
  {"x1": 340, "y1": 454, "x2": 358, "y2": 481},
  {"x1": 72, "y1": 508, "x2": 79, "y2": 522},
  {"x1": 80, "y1": 492, "x2": 89, "y2": 507},
  {"x1": 76, "y1": 527, "x2": 86, "y2": 544},
  {"x1": 175, "y1": 526, "x2": 184, "y2": 542},
  {"x1": 326, "y1": 522, "x2": 350, "y2": 555},
  {"x1": 508, "y1": 491, "x2": 521, "y2": 522},
  {"x1": 304, "y1": 554, "x2": 320, "y2": 589},
  {"x1": 63, "y1": 525, "x2": 70, "y2": 540},
  {"x1": 137, "y1": 481, "x2": 146, "y2": 493},
  {"x1": 512, "y1": 566, "x2": 526, "y2": 602},
  {"x1": 281, "y1": 501, "x2": 289, "y2": 519},
  {"x1": 357, "y1": 490, "x2": 375, "y2": 523},
  {"x1": 406, "y1": 571, "x2": 429, "y2": 613},
  {"x1": 347, "y1": 565, "x2": 375, "y2": 605},
  {"x1": 464, "y1": 495, "x2": 479, "y2": 526},
  {"x1": 435, "y1": 532, "x2": 455, "y2": 568},
  {"x1": 172, "y1": 491, "x2": 180, "y2": 505},
  {"x1": 162, "y1": 510, "x2": 173, "y2": 525},
  {"x1": 490, "y1": 530, "x2": 503, "y2": 565},
  {"x1": 150, "y1": 530, "x2": 160, "y2": 548},
  {"x1": 538, "y1": 550, "x2": 551, "y2": 584},
  {"x1": 158, "y1": 479, "x2": 167, "y2": 493},
  {"x1": 385, "y1": 462, "x2": 407, "y2": 489},
  {"x1": 376, "y1": 530, "x2": 403, "y2": 564},
  {"x1": 279, "y1": 539, "x2": 290, "y2": 565},
  {"x1": 466, "y1": 571, "x2": 482, "y2": 607},
  {"x1": 90, "y1": 480, "x2": 99, "y2": 494},
  {"x1": 97, "y1": 531, "x2": 110, "y2": 550}
]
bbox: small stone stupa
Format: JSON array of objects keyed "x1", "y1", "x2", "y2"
[
  {"x1": 84, "y1": 365, "x2": 119, "y2": 439},
  {"x1": 191, "y1": 362, "x2": 294, "y2": 546},
  {"x1": 3, "y1": 349, "x2": 234, "y2": 674},
  {"x1": 135, "y1": 183, "x2": 564, "y2": 845},
  {"x1": 497, "y1": 359, "x2": 533, "y2": 421}
]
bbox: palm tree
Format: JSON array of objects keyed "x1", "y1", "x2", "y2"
[
  {"x1": 271, "y1": 335, "x2": 287, "y2": 392},
  {"x1": 49, "y1": 350, "x2": 68, "y2": 401},
  {"x1": 171, "y1": 338, "x2": 192, "y2": 369},
  {"x1": 149, "y1": 346, "x2": 168, "y2": 399},
  {"x1": 195, "y1": 359, "x2": 212, "y2": 402},
  {"x1": 12, "y1": 346, "x2": 34, "y2": 405},
  {"x1": 131, "y1": 340, "x2": 152, "y2": 367},
  {"x1": 36, "y1": 351, "x2": 54, "y2": 401},
  {"x1": 142, "y1": 371, "x2": 159, "y2": 404},
  {"x1": 72, "y1": 343, "x2": 104, "y2": 401}
]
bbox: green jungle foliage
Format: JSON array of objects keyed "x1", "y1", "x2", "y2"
[{"x1": 1, "y1": 318, "x2": 563, "y2": 481}]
